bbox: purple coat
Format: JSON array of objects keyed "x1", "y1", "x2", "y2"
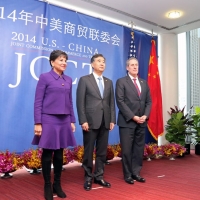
[{"x1": 34, "y1": 70, "x2": 75, "y2": 124}]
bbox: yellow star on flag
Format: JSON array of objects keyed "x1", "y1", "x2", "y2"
[{"x1": 149, "y1": 56, "x2": 154, "y2": 65}]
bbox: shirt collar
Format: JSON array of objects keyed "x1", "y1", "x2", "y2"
[
  {"x1": 128, "y1": 73, "x2": 138, "y2": 81},
  {"x1": 93, "y1": 72, "x2": 103, "y2": 80},
  {"x1": 50, "y1": 69, "x2": 66, "y2": 81}
]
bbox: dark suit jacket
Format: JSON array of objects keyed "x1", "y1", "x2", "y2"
[
  {"x1": 76, "y1": 73, "x2": 116, "y2": 129},
  {"x1": 116, "y1": 75, "x2": 152, "y2": 128}
]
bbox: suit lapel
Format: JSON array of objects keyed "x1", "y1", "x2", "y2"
[
  {"x1": 126, "y1": 76, "x2": 140, "y2": 98},
  {"x1": 88, "y1": 74, "x2": 102, "y2": 98}
]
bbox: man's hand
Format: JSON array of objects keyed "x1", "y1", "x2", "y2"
[
  {"x1": 110, "y1": 123, "x2": 115, "y2": 131},
  {"x1": 81, "y1": 122, "x2": 89, "y2": 132},
  {"x1": 133, "y1": 116, "x2": 140, "y2": 123},
  {"x1": 133, "y1": 115, "x2": 147, "y2": 124},
  {"x1": 140, "y1": 115, "x2": 147, "y2": 122}
]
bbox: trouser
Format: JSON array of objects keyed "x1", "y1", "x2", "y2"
[
  {"x1": 82, "y1": 125, "x2": 109, "y2": 181},
  {"x1": 119, "y1": 126, "x2": 145, "y2": 179}
]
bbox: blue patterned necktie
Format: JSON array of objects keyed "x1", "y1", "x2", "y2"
[{"x1": 97, "y1": 77, "x2": 104, "y2": 98}]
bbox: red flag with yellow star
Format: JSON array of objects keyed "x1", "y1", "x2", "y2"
[{"x1": 147, "y1": 40, "x2": 164, "y2": 140}]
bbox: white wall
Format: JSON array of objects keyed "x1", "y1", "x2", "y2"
[{"x1": 158, "y1": 34, "x2": 178, "y2": 145}]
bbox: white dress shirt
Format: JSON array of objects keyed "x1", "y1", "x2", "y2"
[
  {"x1": 93, "y1": 72, "x2": 104, "y2": 89},
  {"x1": 128, "y1": 73, "x2": 141, "y2": 92}
]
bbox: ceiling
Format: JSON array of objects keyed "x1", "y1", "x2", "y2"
[{"x1": 47, "y1": 0, "x2": 200, "y2": 35}]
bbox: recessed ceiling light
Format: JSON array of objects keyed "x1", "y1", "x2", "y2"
[{"x1": 167, "y1": 11, "x2": 181, "y2": 19}]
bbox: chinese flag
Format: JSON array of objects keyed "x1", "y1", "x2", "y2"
[{"x1": 147, "y1": 40, "x2": 164, "y2": 140}]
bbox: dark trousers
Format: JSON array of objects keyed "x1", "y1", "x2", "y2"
[
  {"x1": 82, "y1": 124, "x2": 109, "y2": 181},
  {"x1": 119, "y1": 126, "x2": 145, "y2": 179}
]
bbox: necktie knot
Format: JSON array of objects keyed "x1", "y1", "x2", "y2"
[{"x1": 98, "y1": 77, "x2": 102, "y2": 81}]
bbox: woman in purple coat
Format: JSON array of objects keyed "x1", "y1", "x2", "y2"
[{"x1": 32, "y1": 50, "x2": 76, "y2": 200}]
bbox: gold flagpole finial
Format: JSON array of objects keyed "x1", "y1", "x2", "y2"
[
  {"x1": 131, "y1": 31, "x2": 134, "y2": 39},
  {"x1": 128, "y1": 21, "x2": 136, "y2": 39}
]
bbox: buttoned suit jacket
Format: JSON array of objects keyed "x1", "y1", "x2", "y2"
[
  {"x1": 76, "y1": 73, "x2": 116, "y2": 129},
  {"x1": 34, "y1": 70, "x2": 75, "y2": 124},
  {"x1": 116, "y1": 75, "x2": 152, "y2": 128}
]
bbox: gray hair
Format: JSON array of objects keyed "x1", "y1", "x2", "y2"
[{"x1": 126, "y1": 57, "x2": 139, "y2": 66}]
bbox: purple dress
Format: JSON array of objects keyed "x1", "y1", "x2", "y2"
[{"x1": 32, "y1": 70, "x2": 76, "y2": 149}]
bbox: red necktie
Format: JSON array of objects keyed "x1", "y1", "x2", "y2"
[{"x1": 133, "y1": 78, "x2": 141, "y2": 96}]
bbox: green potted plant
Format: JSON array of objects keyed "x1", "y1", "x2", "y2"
[
  {"x1": 190, "y1": 106, "x2": 200, "y2": 155},
  {"x1": 165, "y1": 106, "x2": 193, "y2": 149}
]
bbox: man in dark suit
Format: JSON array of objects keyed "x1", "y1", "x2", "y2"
[
  {"x1": 115, "y1": 57, "x2": 152, "y2": 184},
  {"x1": 76, "y1": 54, "x2": 116, "y2": 191}
]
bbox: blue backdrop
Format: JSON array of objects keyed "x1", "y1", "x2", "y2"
[{"x1": 0, "y1": 0, "x2": 157, "y2": 152}]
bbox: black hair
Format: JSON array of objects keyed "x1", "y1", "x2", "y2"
[
  {"x1": 90, "y1": 54, "x2": 105, "y2": 63},
  {"x1": 49, "y1": 50, "x2": 68, "y2": 67}
]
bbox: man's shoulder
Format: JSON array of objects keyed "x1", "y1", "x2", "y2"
[
  {"x1": 79, "y1": 74, "x2": 92, "y2": 80},
  {"x1": 103, "y1": 76, "x2": 113, "y2": 83},
  {"x1": 117, "y1": 76, "x2": 128, "y2": 82},
  {"x1": 138, "y1": 78, "x2": 147, "y2": 83},
  {"x1": 138, "y1": 77, "x2": 145, "y2": 81}
]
